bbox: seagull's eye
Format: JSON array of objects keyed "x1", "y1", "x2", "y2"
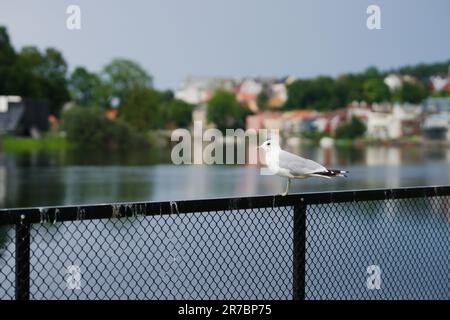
[{"x1": 267, "y1": 143, "x2": 271, "y2": 146}]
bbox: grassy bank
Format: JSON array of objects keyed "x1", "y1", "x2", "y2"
[{"x1": 1, "y1": 134, "x2": 70, "y2": 151}]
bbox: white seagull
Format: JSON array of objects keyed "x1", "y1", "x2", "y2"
[{"x1": 258, "y1": 139, "x2": 348, "y2": 196}]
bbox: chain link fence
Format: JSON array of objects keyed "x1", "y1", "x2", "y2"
[{"x1": 0, "y1": 186, "x2": 449, "y2": 300}]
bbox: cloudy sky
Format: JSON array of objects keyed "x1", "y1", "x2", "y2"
[{"x1": 1, "y1": 0, "x2": 450, "y2": 89}]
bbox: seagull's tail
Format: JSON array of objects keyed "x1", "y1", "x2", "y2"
[{"x1": 314, "y1": 169, "x2": 348, "y2": 178}]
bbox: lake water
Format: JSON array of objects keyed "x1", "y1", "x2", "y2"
[
  {"x1": 1, "y1": 143, "x2": 450, "y2": 208},
  {"x1": 0, "y1": 144, "x2": 449, "y2": 299}
]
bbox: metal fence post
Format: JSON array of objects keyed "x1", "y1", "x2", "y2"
[
  {"x1": 15, "y1": 215, "x2": 30, "y2": 301},
  {"x1": 293, "y1": 201, "x2": 306, "y2": 300}
]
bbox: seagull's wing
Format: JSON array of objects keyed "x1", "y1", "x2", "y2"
[{"x1": 278, "y1": 150, "x2": 327, "y2": 176}]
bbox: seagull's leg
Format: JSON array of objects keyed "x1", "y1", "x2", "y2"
[{"x1": 281, "y1": 178, "x2": 291, "y2": 196}]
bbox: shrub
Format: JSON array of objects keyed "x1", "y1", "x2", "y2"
[
  {"x1": 61, "y1": 106, "x2": 147, "y2": 150},
  {"x1": 335, "y1": 116, "x2": 366, "y2": 140}
]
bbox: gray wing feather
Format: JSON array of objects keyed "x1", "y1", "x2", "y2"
[{"x1": 278, "y1": 150, "x2": 327, "y2": 176}]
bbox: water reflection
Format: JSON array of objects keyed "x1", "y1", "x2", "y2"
[{"x1": 0, "y1": 143, "x2": 449, "y2": 208}]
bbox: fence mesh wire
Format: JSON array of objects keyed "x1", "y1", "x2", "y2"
[
  {"x1": 0, "y1": 226, "x2": 14, "y2": 299},
  {"x1": 0, "y1": 194, "x2": 449, "y2": 300},
  {"x1": 305, "y1": 197, "x2": 449, "y2": 299}
]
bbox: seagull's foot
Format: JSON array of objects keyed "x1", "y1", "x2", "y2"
[{"x1": 281, "y1": 178, "x2": 291, "y2": 196}]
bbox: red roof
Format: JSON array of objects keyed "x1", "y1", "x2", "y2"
[
  {"x1": 238, "y1": 92, "x2": 257, "y2": 103},
  {"x1": 286, "y1": 110, "x2": 315, "y2": 118}
]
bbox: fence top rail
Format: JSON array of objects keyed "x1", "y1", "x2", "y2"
[{"x1": 0, "y1": 185, "x2": 449, "y2": 225}]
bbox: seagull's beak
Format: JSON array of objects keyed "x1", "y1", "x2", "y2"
[{"x1": 257, "y1": 145, "x2": 262, "y2": 149}]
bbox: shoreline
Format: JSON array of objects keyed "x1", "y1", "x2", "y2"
[{"x1": 1, "y1": 132, "x2": 450, "y2": 153}]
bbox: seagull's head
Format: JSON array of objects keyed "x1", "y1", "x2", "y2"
[{"x1": 257, "y1": 139, "x2": 280, "y2": 152}]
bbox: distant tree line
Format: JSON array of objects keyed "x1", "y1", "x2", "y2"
[
  {"x1": 283, "y1": 63, "x2": 449, "y2": 111},
  {"x1": 0, "y1": 27, "x2": 69, "y2": 115},
  {"x1": 1, "y1": 25, "x2": 449, "y2": 145},
  {"x1": 0, "y1": 26, "x2": 195, "y2": 149},
  {"x1": 64, "y1": 59, "x2": 195, "y2": 149},
  {"x1": 0, "y1": 26, "x2": 194, "y2": 122},
  {"x1": 395, "y1": 61, "x2": 450, "y2": 79},
  {"x1": 68, "y1": 60, "x2": 195, "y2": 130}
]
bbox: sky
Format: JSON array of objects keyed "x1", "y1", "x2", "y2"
[{"x1": 1, "y1": 0, "x2": 450, "y2": 90}]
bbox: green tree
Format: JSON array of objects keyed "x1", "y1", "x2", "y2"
[
  {"x1": 283, "y1": 79, "x2": 304, "y2": 110},
  {"x1": 120, "y1": 85, "x2": 162, "y2": 131},
  {"x1": 392, "y1": 81, "x2": 429, "y2": 104},
  {"x1": 256, "y1": 83, "x2": 270, "y2": 110},
  {"x1": 62, "y1": 106, "x2": 147, "y2": 149},
  {"x1": 334, "y1": 74, "x2": 363, "y2": 105},
  {"x1": 284, "y1": 77, "x2": 339, "y2": 111},
  {"x1": 12, "y1": 46, "x2": 43, "y2": 98},
  {"x1": 102, "y1": 58, "x2": 152, "y2": 106},
  {"x1": 160, "y1": 89, "x2": 175, "y2": 103},
  {"x1": 69, "y1": 67, "x2": 104, "y2": 106},
  {"x1": 361, "y1": 66, "x2": 381, "y2": 79},
  {"x1": 39, "y1": 48, "x2": 70, "y2": 115},
  {"x1": 335, "y1": 116, "x2": 366, "y2": 140},
  {"x1": 0, "y1": 26, "x2": 17, "y2": 94},
  {"x1": 363, "y1": 78, "x2": 390, "y2": 103},
  {"x1": 396, "y1": 60, "x2": 450, "y2": 78},
  {"x1": 162, "y1": 99, "x2": 194, "y2": 128},
  {"x1": 206, "y1": 90, "x2": 246, "y2": 132},
  {"x1": 13, "y1": 46, "x2": 69, "y2": 115}
]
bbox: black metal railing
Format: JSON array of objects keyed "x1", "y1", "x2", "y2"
[{"x1": 0, "y1": 186, "x2": 449, "y2": 300}]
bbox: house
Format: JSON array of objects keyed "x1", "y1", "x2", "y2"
[
  {"x1": 281, "y1": 110, "x2": 317, "y2": 135},
  {"x1": 236, "y1": 77, "x2": 290, "y2": 111},
  {"x1": 348, "y1": 101, "x2": 422, "y2": 139},
  {"x1": 0, "y1": 96, "x2": 49, "y2": 137},
  {"x1": 430, "y1": 76, "x2": 449, "y2": 92},
  {"x1": 245, "y1": 112, "x2": 282, "y2": 131},
  {"x1": 423, "y1": 112, "x2": 450, "y2": 140},
  {"x1": 384, "y1": 74, "x2": 403, "y2": 92},
  {"x1": 263, "y1": 114, "x2": 284, "y2": 131},
  {"x1": 365, "y1": 103, "x2": 421, "y2": 139},
  {"x1": 422, "y1": 97, "x2": 450, "y2": 140},
  {"x1": 384, "y1": 74, "x2": 417, "y2": 92},
  {"x1": 267, "y1": 82, "x2": 288, "y2": 109},
  {"x1": 430, "y1": 65, "x2": 450, "y2": 93},
  {"x1": 423, "y1": 97, "x2": 450, "y2": 114},
  {"x1": 347, "y1": 101, "x2": 371, "y2": 122},
  {"x1": 264, "y1": 77, "x2": 293, "y2": 109},
  {"x1": 313, "y1": 109, "x2": 347, "y2": 135},
  {"x1": 175, "y1": 77, "x2": 211, "y2": 105},
  {"x1": 236, "y1": 79, "x2": 261, "y2": 113},
  {"x1": 176, "y1": 76, "x2": 293, "y2": 111},
  {"x1": 423, "y1": 115, "x2": 448, "y2": 140},
  {"x1": 175, "y1": 76, "x2": 237, "y2": 105},
  {"x1": 392, "y1": 104, "x2": 422, "y2": 137}
]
